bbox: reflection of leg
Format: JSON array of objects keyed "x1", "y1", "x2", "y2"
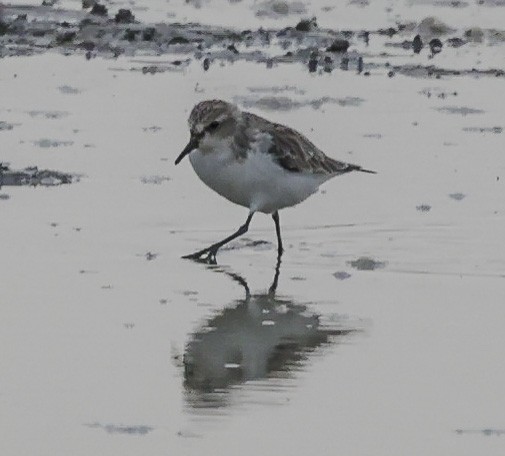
[
  {"x1": 268, "y1": 252, "x2": 282, "y2": 297},
  {"x1": 226, "y1": 271, "x2": 250, "y2": 300},
  {"x1": 183, "y1": 212, "x2": 254, "y2": 262},
  {"x1": 272, "y1": 211, "x2": 284, "y2": 256}
]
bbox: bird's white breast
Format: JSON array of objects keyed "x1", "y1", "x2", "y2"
[{"x1": 188, "y1": 136, "x2": 327, "y2": 214}]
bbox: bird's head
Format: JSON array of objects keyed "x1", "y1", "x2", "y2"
[{"x1": 175, "y1": 100, "x2": 240, "y2": 165}]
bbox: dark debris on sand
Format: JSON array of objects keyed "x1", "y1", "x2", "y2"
[
  {"x1": 0, "y1": 6, "x2": 504, "y2": 80},
  {"x1": 0, "y1": 164, "x2": 77, "y2": 187}
]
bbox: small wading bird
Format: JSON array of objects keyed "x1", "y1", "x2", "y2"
[{"x1": 175, "y1": 99, "x2": 375, "y2": 262}]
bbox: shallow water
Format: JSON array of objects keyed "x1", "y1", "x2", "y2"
[{"x1": 2, "y1": 1, "x2": 505, "y2": 455}]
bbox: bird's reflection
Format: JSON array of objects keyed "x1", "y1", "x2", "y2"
[{"x1": 183, "y1": 256, "x2": 353, "y2": 410}]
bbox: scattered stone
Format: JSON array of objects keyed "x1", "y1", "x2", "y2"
[
  {"x1": 357, "y1": 56, "x2": 364, "y2": 73},
  {"x1": 123, "y1": 29, "x2": 140, "y2": 41},
  {"x1": 168, "y1": 36, "x2": 189, "y2": 45},
  {"x1": 378, "y1": 27, "x2": 397, "y2": 37},
  {"x1": 308, "y1": 51, "x2": 318, "y2": 72},
  {"x1": 412, "y1": 34, "x2": 423, "y2": 53},
  {"x1": 58, "y1": 85, "x2": 80, "y2": 94},
  {"x1": 115, "y1": 9, "x2": 135, "y2": 24},
  {"x1": 465, "y1": 27, "x2": 484, "y2": 42},
  {"x1": 90, "y1": 3, "x2": 107, "y2": 16},
  {"x1": 333, "y1": 271, "x2": 352, "y2": 280},
  {"x1": 416, "y1": 204, "x2": 432, "y2": 212},
  {"x1": 418, "y1": 16, "x2": 455, "y2": 38},
  {"x1": 145, "y1": 252, "x2": 158, "y2": 261},
  {"x1": 429, "y1": 38, "x2": 443, "y2": 55},
  {"x1": 449, "y1": 192, "x2": 466, "y2": 201},
  {"x1": 326, "y1": 39, "x2": 350, "y2": 53},
  {"x1": 227, "y1": 43, "x2": 239, "y2": 54},
  {"x1": 203, "y1": 57, "x2": 210, "y2": 71},
  {"x1": 348, "y1": 257, "x2": 386, "y2": 271},
  {"x1": 82, "y1": 0, "x2": 96, "y2": 8},
  {"x1": 295, "y1": 17, "x2": 317, "y2": 32},
  {"x1": 0, "y1": 194, "x2": 10, "y2": 200},
  {"x1": 142, "y1": 27, "x2": 156, "y2": 41},
  {"x1": 447, "y1": 37, "x2": 466, "y2": 47}
]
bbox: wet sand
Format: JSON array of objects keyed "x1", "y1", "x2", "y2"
[{"x1": 1, "y1": 1, "x2": 505, "y2": 455}]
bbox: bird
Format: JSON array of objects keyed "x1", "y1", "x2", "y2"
[{"x1": 175, "y1": 99, "x2": 375, "y2": 262}]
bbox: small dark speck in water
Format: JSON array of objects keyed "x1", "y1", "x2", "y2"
[
  {"x1": 145, "y1": 251, "x2": 158, "y2": 260},
  {"x1": 333, "y1": 271, "x2": 352, "y2": 280},
  {"x1": 159, "y1": 298, "x2": 168, "y2": 305},
  {"x1": 85, "y1": 422, "x2": 153, "y2": 435},
  {"x1": 124, "y1": 323, "x2": 135, "y2": 329},
  {"x1": 290, "y1": 276, "x2": 307, "y2": 281},
  {"x1": 28, "y1": 110, "x2": 70, "y2": 119},
  {"x1": 33, "y1": 139, "x2": 74, "y2": 148},
  {"x1": 449, "y1": 192, "x2": 466, "y2": 201},
  {"x1": 348, "y1": 257, "x2": 386, "y2": 271},
  {"x1": 183, "y1": 290, "x2": 198, "y2": 296},
  {"x1": 463, "y1": 126, "x2": 502, "y2": 134},
  {"x1": 140, "y1": 175, "x2": 170, "y2": 184},
  {"x1": 416, "y1": 204, "x2": 432, "y2": 212},
  {"x1": 455, "y1": 428, "x2": 505, "y2": 436},
  {"x1": 0, "y1": 194, "x2": 10, "y2": 200},
  {"x1": 58, "y1": 85, "x2": 81, "y2": 94},
  {"x1": 142, "y1": 126, "x2": 162, "y2": 133},
  {"x1": 435, "y1": 106, "x2": 484, "y2": 116}
]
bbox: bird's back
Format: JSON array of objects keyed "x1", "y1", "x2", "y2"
[{"x1": 240, "y1": 112, "x2": 374, "y2": 176}]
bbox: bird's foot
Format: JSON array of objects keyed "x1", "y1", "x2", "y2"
[{"x1": 182, "y1": 247, "x2": 218, "y2": 264}]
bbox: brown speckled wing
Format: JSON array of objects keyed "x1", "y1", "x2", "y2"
[{"x1": 243, "y1": 112, "x2": 364, "y2": 175}]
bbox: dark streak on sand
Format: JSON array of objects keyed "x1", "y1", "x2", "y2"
[{"x1": 85, "y1": 422, "x2": 154, "y2": 435}]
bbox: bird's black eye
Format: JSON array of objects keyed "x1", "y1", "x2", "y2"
[{"x1": 207, "y1": 121, "x2": 220, "y2": 132}]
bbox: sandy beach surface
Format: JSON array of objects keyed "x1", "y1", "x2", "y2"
[{"x1": 1, "y1": 1, "x2": 505, "y2": 455}]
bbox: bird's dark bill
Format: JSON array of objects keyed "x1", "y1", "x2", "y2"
[{"x1": 175, "y1": 137, "x2": 199, "y2": 165}]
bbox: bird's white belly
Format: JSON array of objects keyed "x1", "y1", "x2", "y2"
[{"x1": 189, "y1": 148, "x2": 326, "y2": 214}]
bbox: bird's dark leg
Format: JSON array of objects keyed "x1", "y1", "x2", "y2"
[
  {"x1": 272, "y1": 210, "x2": 284, "y2": 257},
  {"x1": 183, "y1": 212, "x2": 254, "y2": 263}
]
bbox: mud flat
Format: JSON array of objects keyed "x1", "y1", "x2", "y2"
[
  {"x1": 1, "y1": 4, "x2": 505, "y2": 78},
  {"x1": 1, "y1": 2, "x2": 505, "y2": 456}
]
